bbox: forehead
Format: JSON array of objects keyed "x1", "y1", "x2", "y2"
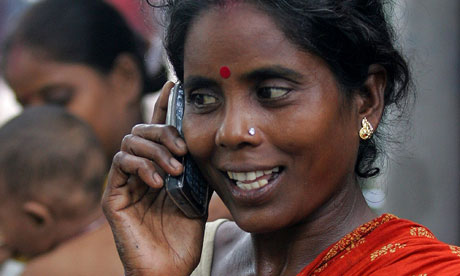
[
  {"x1": 4, "y1": 45, "x2": 102, "y2": 105},
  {"x1": 5, "y1": 45, "x2": 47, "y2": 80},
  {"x1": 5, "y1": 46, "x2": 54, "y2": 98},
  {"x1": 184, "y1": 3, "x2": 296, "y2": 75}
]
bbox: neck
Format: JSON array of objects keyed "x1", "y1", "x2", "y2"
[
  {"x1": 54, "y1": 208, "x2": 107, "y2": 246},
  {"x1": 249, "y1": 178, "x2": 376, "y2": 275}
]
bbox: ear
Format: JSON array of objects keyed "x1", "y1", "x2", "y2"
[
  {"x1": 108, "y1": 53, "x2": 142, "y2": 105},
  {"x1": 355, "y1": 64, "x2": 387, "y2": 131},
  {"x1": 22, "y1": 201, "x2": 54, "y2": 229}
]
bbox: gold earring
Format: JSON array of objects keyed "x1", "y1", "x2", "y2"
[{"x1": 359, "y1": 117, "x2": 373, "y2": 140}]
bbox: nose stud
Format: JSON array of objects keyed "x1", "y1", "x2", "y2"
[{"x1": 248, "y1": 127, "x2": 255, "y2": 136}]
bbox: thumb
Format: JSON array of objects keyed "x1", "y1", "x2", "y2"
[{"x1": 151, "y1": 81, "x2": 175, "y2": 124}]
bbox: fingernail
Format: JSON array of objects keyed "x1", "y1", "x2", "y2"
[
  {"x1": 170, "y1": 158, "x2": 182, "y2": 171},
  {"x1": 153, "y1": 172, "x2": 163, "y2": 186},
  {"x1": 175, "y1": 138, "x2": 186, "y2": 151}
]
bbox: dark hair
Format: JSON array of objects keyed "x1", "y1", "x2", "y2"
[
  {"x1": 0, "y1": 106, "x2": 107, "y2": 217},
  {"x1": 151, "y1": 0, "x2": 412, "y2": 178},
  {"x1": 1, "y1": 0, "x2": 151, "y2": 94}
]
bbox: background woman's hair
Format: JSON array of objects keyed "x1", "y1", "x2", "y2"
[
  {"x1": 151, "y1": 0, "x2": 413, "y2": 179},
  {"x1": 1, "y1": 0, "x2": 152, "y2": 94}
]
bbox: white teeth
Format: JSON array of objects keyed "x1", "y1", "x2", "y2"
[
  {"x1": 227, "y1": 167, "x2": 280, "y2": 191},
  {"x1": 236, "y1": 172, "x2": 245, "y2": 181},
  {"x1": 236, "y1": 179, "x2": 269, "y2": 190},
  {"x1": 247, "y1": 172, "x2": 256, "y2": 181},
  {"x1": 227, "y1": 167, "x2": 280, "y2": 182}
]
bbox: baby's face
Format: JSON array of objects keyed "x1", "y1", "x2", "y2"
[{"x1": 0, "y1": 193, "x2": 54, "y2": 259}]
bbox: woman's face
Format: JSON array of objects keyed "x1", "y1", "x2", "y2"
[
  {"x1": 182, "y1": 3, "x2": 362, "y2": 232},
  {"x1": 4, "y1": 46, "x2": 138, "y2": 159}
]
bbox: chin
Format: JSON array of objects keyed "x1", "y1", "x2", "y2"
[{"x1": 232, "y1": 209, "x2": 290, "y2": 234}]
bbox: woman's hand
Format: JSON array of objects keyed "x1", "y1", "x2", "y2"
[{"x1": 102, "y1": 82, "x2": 205, "y2": 276}]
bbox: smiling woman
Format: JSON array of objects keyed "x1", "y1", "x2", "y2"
[{"x1": 101, "y1": 0, "x2": 460, "y2": 275}]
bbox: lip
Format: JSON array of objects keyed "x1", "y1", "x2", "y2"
[{"x1": 222, "y1": 167, "x2": 283, "y2": 205}]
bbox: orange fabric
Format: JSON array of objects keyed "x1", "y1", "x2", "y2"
[{"x1": 297, "y1": 214, "x2": 460, "y2": 276}]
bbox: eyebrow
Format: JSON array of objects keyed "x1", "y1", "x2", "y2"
[
  {"x1": 240, "y1": 65, "x2": 303, "y2": 83},
  {"x1": 183, "y1": 76, "x2": 218, "y2": 91}
]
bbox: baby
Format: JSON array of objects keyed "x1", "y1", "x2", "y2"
[{"x1": 0, "y1": 106, "x2": 123, "y2": 275}]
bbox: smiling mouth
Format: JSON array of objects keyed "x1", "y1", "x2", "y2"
[{"x1": 225, "y1": 167, "x2": 282, "y2": 190}]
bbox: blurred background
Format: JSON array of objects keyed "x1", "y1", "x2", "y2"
[
  {"x1": 0, "y1": 0, "x2": 459, "y2": 246},
  {"x1": 379, "y1": 0, "x2": 459, "y2": 245}
]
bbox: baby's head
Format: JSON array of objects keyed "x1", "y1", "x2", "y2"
[{"x1": 0, "y1": 106, "x2": 107, "y2": 259}]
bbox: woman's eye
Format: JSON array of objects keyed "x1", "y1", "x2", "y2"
[
  {"x1": 190, "y1": 93, "x2": 218, "y2": 106},
  {"x1": 43, "y1": 88, "x2": 73, "y2": 106},
  {"x1": 257, "y1": 87, "x2": 291, "y2": 99}
]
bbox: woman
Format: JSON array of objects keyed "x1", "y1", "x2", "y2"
[
  {"x1": 102, "y1": 0, "x2": 460, "y2": 275},
  {"x1": 1, "y1": 0, "x2": 154, "y2": 160}
]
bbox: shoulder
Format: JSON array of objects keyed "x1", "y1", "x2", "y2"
[
  {"x1": 23, "y1": 224, "x2": 123, "y2": 276},
  {"x1": 212, "y1": 220, "x2": 252, "y2": 275},
  {"x1": 301, "y1": 214, "x2": 460, "y2": 276},
  {"x1": 214, "y1": 221, "x2": 249, "y2": 260},
  {"x1": 191, "y1": 219, "x2": 232, "y2": 276},
  {"x1": 191, "y1": 219, "x2": 251, "y2": 276},
  {"x1": 368, "y1": 217, "x2": 460, "y2": 275}
]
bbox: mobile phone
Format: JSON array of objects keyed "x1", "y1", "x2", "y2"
[{"x1": 164, "y1": 83, "x2": 211, "y2": 218}]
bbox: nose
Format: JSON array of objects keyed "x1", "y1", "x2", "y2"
[{"x1": 214, "y1": 103, "x2": 262, "y2": 149}]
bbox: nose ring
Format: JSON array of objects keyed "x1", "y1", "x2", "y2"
[{"x1": 248, "y1": 127, "x2": 256, "y2": 136}]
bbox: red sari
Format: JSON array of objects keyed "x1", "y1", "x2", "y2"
[{"x1": 297, "y1": 214, "x2": 460, "y2": 275}]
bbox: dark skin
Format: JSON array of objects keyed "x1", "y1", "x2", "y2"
[
  {"x1": 102, "y1": 3, "x2": 386, "y2": 275},
  {"x1": 4, "y1": 46, "x2": 143, "y2": 160}
]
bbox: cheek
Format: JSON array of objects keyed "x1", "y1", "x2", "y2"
[
  {"x1": 1, "y1": 219, "x2": 23, "y2": 249},
  {"x1": 261, "y1": 103, "x2": 332, "y2": 155},
  {"x1": 182, "y1": 114, "x2": 217, "y2": 159},
  {"x1": 270, "y1": 100, "x2": 359, "y2": 179},
  {"x1": 67, "y1": 83, "x2": 116, "y2": 126},
  {"x1": 66, "y1": 93, "x2": 117, "y2": 151},
  {"x1": 287, "y1": 119, "x2": 359, "y2": 196}
]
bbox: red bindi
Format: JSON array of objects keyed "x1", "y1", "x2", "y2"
[{"x1": 219, "y1": 66, "x2": 231, "y2": 79}]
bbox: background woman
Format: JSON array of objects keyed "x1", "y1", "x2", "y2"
[{"x1": 1, "y1": 0, "x2": 151, "y2": 161}]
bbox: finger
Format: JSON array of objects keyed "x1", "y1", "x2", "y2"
[
  {"x1": 126, "y1": 175, "x2": 159, "y2": 206},
  {"x1": 103, "y1": 152, "x2": 165, "y2": 213},
  {"x1": 104, "y1": 174, "x2": 151, "y2": 213},
  {"x1": 127, "y1": 175, "x2": 146, "y2": 200},
  {"x1": 120, "y1": 132, "x2": 184, "y2": 176},
  {"x1": 131, "y1": 124, "x2": 187, "y2": 156},
  {"x1": 151, "y1": 81, "x2": 175, "y2": 124},
  {"x1": 109, "y1": 151, "x2": 163, "y2": 190}
]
